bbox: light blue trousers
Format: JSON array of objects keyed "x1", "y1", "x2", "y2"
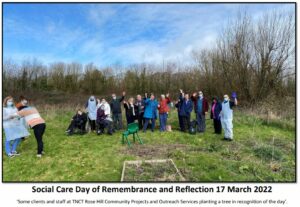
[{"x1": 5, "y1": 138, "x2": 21, "y2": 155}]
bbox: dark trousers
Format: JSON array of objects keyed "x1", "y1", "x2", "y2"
[
  {"x1": 97, "y1": 120, "x2": 113, "y2": 134},
  {"x1": 178, "y1": 112, "x2": 184, "y2": 131},
  {"x1": 126, "y1": 115, "x2": 135, "y2": 125},
  {"x1": 112, "y1": 113, "x2": 123, "y2": 130},
  {"x1": 88, "y1": 118, "x2": 96, "y2": 131},
  {"x1": 196, "y1": 112, "x2": 206, "y2": 132},
  {"x1": 137, "y1": 113, "x2": 144, "y2": 130},
  {"x1": 67, "y1": 120, "x2": 86, "y2": 133},
  {"x1": 181, "y1": 115, "x2": 191, "y2": 132},
  {"x1": 32, "y1": 123, "x2": 46, "y2": 155},
  {"x1": 213, "y1": 119, "x2": 222, "y2": 134},
  {"x1": 143, "y1": 118, "x2": 155, "y2": 132}
]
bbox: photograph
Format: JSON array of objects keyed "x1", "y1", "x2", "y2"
[{"x1": 2, "y1": 2, "x2": 296, "y2": 182}]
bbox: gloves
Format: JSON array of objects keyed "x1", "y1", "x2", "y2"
[{"x1": 231, "y1": 92, "x2": 237, "y2": 99}]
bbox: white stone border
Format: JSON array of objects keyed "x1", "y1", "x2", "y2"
[{"x1": 121, "y1": 159, "x2": 185, "y2": 182}]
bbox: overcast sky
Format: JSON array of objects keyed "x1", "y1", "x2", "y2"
[{"x1": 3, "y1": 3, "x2": 294, "y2": 67}]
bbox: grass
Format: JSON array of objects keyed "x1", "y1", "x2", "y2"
[
  {"x1": 2, "y1": 107, "x2": 295, "y2": 182},
  {"x1": 123, "y1": 160, "x2": 183, "y2": 182}
]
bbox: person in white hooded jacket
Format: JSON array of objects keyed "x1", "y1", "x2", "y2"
[{"x1": 85, "y1": 95, "x2": 97, "y2": 132}]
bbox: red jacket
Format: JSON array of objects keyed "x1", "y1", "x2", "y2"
[
  {"x1": 191, "y1": 95, "x2": 209, "y2": 115},
  {"x1": 158, "y1": 97, "x2": 171, "y2": 114}
]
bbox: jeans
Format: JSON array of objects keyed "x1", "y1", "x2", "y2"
[
  {"x1": 5, "y1": 138, "x2": 21, "y2": 155},
  {"x1": 159, "y1": 113, "x2": 168, "y2": 131},
  {"x1": 143, "y1": 118, "x2": 155, "y2": 132},
  {"x1": 32, "y1": 123, "x2": 46, "y2": 155},
  {"x1": 112, "y1": 113, "x2": 123, "y2": 130}
]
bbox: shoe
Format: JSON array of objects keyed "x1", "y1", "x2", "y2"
[
  {"x1": 67, "y1": 131, "x2": 73, "y2": 136},
  {"x1": 65, "y1": 129, "x2": 71, "y2": 133},
  {"x1": 7, "y1": 153, "x2": 15, "y2": 158},
  {"x1": 37, "y1": 154, "x2": 42, "y2": 158},
  {"x1": 11, "y1": 151, "x2": 20, "y2": 156},
  {"x1": 223, "y1": 137, "x2": 233, "y2": 141}
]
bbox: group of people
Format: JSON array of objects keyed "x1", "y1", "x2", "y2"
[
  {"x1": 174, "y1": 89, "x2": 237, "y2": 141},
  {"x1": 2, "y1": 90, "x2": 237, "y2": 158},
  {"x1": 65, "y1": 92, "x2": 172, "y2": 136},
  {"x1": 65, "y1": 89, "x2": 238, "y2": 141},
  {"x1": 3, "y1": 96, "x2": 46, "y2": 158}
]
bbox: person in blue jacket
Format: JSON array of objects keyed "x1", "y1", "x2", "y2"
[
  {"x1": 143, "y1": 93, "x2": 158, "y2": 132},
  {"x1": 178, "y1": 89, "x2": 193, "y2": 132}
]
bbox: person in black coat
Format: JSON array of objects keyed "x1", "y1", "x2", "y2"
[
  {"x1": 211, "y1": 97, "x2": 222, "y2": 134},
  {"x1": 110, "y1": 91, "x2": 125, "y2": 130},
  {"x1": 134, "y1": 94, "x2": 145, "y2": 129},
  {"x1": 175, "y1": 100, "x2": 184, "y2": 131},
  {"x1": 124, "y1": 97, "x2": 137, "y2": 125},
  {"x1": 66, "y1": 109, "x2": 87, "y2": 135}
]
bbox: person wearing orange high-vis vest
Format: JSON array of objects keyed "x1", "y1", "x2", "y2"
[{"x1": 13, "y1": 106, "x2": 46, "y2": 158}]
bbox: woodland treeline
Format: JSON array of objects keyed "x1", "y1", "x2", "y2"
[{"x1": 3, "y1": 11, "x2": 295, "y2": 106}]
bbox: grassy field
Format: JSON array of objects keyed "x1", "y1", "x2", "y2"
[{"x1": 2, "y1": 106, "x2": 295, "y2": 182}]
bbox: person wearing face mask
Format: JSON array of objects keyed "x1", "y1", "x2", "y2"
[
  {"x1": 85, "y1": 95, "x2": 97, "y2": 132},
  {"x1": 65, "y1": 108, "x2": 87, "y2": 135},
  {"x1": 110, "y1": 91, "x2": 125, "y2": 131},
  {"x1": 98, "y1": 98, "x2": 111, "y2": 116},
  {"x1": 123, "y1": 97, "x2": 137, "y2": 125},
  {"x1": 16, "y1": 95, "x2": 29, "y2": 111},
  {"x1": 178, "y1": 89, "x2": 193, "y2": 132},
  {"x1": 3, "y1": 96, "x2": 30, "y2": 157},
  {"x1": 96, "y1": 100, "x2": 113, "y2": 135},
  {"x1": 211, "y1": 97, "x2": 222, "y2": 134},
  {"x1": 191, "y1": 91, "x2": 209, "y2": 133},
  {"x1": 10, "y1": 98, "x2": 46, "y2": 158},
  {"x1": 220, "y1": 93, "x2": 238, "y2": 141},
  {"x1": 143, "y1": 93, "x2": 158, "y2": 132}
]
